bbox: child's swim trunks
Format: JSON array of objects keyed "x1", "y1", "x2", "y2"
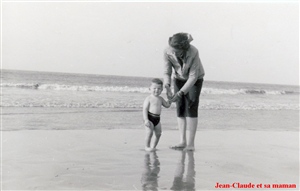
[{"x1": 148, "y1": 111, "x2": 160, "y2": 126}]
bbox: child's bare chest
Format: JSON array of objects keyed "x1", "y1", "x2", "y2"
[{"x1": 149, "y1": 97, "x2": 162, "y2": 107}]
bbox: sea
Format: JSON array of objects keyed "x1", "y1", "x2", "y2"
[
  {"x1": 1, "y1": 69, "x2": 299, "y2": 110},
  {"x1": 1, "y1": 69, "x2": 299, "y2": 131}
]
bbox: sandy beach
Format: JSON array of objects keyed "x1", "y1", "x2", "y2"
[{"x1": 2, "y1": 128, "x2": 299, "y2": 190}]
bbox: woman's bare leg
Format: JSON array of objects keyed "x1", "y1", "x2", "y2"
[
  {"x1": 170, "y1": 117, "x2": 187, "y2": 148},
  {"x1": 185, "y1": 117, "x2": 198, "y2": 151}
]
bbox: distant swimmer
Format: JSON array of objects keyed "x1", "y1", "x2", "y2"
[{"x1": 34, "y1": 84, "x2": 39, "y2": 89}]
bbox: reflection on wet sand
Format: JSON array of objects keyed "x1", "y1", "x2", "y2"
[
  {"x1": 171, "y1": 151, "x2": 196, "y2": 191},
  {"x1": 141, "y1": 151, "x2": 160, "y2": 191}
]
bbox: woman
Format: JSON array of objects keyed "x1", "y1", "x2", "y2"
[{"x1": 163, "y1": 32, "x2": 205, "y2": 151}]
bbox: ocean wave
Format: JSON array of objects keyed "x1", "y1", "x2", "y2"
[
  {"x1": 1, "y1": 83, "x2": 40, "y2": 89},
  {"x1": 202, "y1": 88, "x2": 298, "y2": 95},
  {"x1": 1, "y1": 83, "x2": 299, "y2": 95},
  {"x1": 1, "y1": 102, "x2": 298, "y2": 110},
  {"x1": 1, "y1": 83, "x2": 150, "y2": 93}
]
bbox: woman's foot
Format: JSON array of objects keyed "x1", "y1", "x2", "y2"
[
  {"x1": 145, "y1": 147, "x2": 155, "y2": 152},
  {"x1": 184, "y1": 146, "x2": 195, "y2": 151}
]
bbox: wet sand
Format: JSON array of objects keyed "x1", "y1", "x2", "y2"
[
  {"x1": 2, "y1": 129, "x2": 299, "y2": 190},
  {"x1": 2, "y1": 107, "x2": 299, "y2": 131}
]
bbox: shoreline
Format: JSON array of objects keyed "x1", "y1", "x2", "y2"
[{"x1": 2, "y1": 107, "x2": 299, "y2": 131}]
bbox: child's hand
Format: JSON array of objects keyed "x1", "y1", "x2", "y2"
[{"x1": 144, "y1": 120, "x2": 151, "y2": 127}]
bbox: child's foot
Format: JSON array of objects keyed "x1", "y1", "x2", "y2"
[
  {"x1": 184, "y1": 146, "x2": 195, "y2": 151},
  {"x1": 145, "y1": 147, "x2": 154, "y2": 152}
]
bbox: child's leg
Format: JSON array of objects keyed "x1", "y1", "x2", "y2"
[
  {"x1": 145, "y1": 122, "x2": 154, "y2": 151},
  {"x1": 152, "y1": 123, "x2": 162, "y2": 149}
]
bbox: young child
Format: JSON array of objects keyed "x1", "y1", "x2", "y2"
[{"x1": 143, "y1": 78, "x2": 172, "y2": 151}]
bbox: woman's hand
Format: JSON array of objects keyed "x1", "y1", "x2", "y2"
[
  {"x1": 165, "y1": 84, "x2": 173, "y2": 100},
  {"x1": 170, "y1": 91, "x2": 184, "y2": 102},
  {"x1": 167, "y1": 93, "x2": 173, "y2": 100}
]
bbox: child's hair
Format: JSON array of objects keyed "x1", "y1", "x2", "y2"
[{"x1": 151, "y1": 78, "x2": 163, "y2": 86}]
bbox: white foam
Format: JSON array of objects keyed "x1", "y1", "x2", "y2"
[{"x1": 1, "y1": 83, "x2": 298, "y2": 95}]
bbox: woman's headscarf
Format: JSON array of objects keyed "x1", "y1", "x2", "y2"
[{"x1": 168, "y1": 33, "x2": 193, "y2": 51}]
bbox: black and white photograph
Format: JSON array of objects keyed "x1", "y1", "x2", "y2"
[{"x1": 1, "y1": 0, "x2": 299, "y2": 190}]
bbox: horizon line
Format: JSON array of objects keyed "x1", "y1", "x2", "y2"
[{"x1": 1, "y1": 68, "x2": 299, "y2": 87}]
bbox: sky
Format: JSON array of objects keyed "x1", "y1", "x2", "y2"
[{"x1": 2, "y1": 1, "x2": 299, "y2": 85}]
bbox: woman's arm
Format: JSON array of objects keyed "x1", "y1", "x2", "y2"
[
  {"x1": 180, "y1": 52, "x2": 204, "y2": 94},
  {"x1": 180, "y1": 61, "x2": 199, "y2": 94},
  {"x1": 163, "y1": 50, "x2": 173, "y2": 87},
  {"x1": 165, "y1": 84, "x2": 173, "y2": 100}
]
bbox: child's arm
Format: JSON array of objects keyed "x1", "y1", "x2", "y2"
[
  {"x1": 161, "y1": 97, "x2": 172, "y2": 108},
  {"x1": 143, "y1": 96, "x2": 151, "y2": 127}
]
